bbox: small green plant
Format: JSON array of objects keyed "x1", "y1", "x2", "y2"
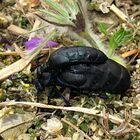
[
  {"x1": 38, "y1": 0, "x2": 132, "y2": 66},
  {"x1": 98, "y1": 23, "x2": 133, "y2": 57},
  {"x1": 109, "y1": 28, "x2": 132, "y2": 56}
]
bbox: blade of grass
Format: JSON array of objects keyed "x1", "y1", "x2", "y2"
[
  {"x1": 62, "y1": 0, "x2": 79, "y2": 20},
  {"x1": 77, "y1": 0, "x2": 106, "y2": 52},
  {"x1": 98, "y1": 23, "x2": 108, "y2": 36},
  {"x1": 44, "y1": 0, "x2": 69, "y2": 17},
  {"x1": 39, "y1": 9, "x2": 75, "y2": 26}
]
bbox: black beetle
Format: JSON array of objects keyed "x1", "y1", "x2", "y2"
[{"x1": 35, "y1": 46, "x2": 131, "y2": 104}]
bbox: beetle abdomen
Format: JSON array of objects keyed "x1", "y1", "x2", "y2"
[
  {"x1": 56, "y1": 60, "x2": 131, "y2": 94},
  {"x1": 101, "y1": 59, "x2": 131, "y2": 93}
]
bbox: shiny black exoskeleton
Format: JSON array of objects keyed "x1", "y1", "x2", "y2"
[{"x1": 35, "y1": 46, "x2": 131, "y2": 104}]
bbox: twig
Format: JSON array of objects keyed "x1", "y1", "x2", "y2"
[
  {"x1": 110, "y1": 4, "x2": 128, "y2": 22},
  {"x1": 110, "y1": 4, "x2": 134, "y2": 29},
  {"x1": 61, "y1": 118, "x2": 93, "y2": 140},
  {"x1": 0, "y1": 101, "x2": 140, "y2": 134},
  {"x1": 7, "y1": 24, "x2": 49, "y2": 38},
  {"x1": 7, "y1": 24, "x2": 28, "y2": 36},
  {"x1": 130, "y1": 11, "x2": 140, "y2": 19},
  {"x1": 121, "y1": 49, "x2": 138, "y2": 58},
  {"x1": 12, "y1": 43, "x2": 26, "y2": 58},
  {"x1": 0, "y1": 48, "x2": 59, "y2": 56},
  {"x1": 29, "y1": 19, "x2": 41, "y2": 40},
  {"x1": 0, "y1": 52, "x2": 21, "y2": 56}
]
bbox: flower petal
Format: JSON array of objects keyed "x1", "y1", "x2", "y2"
[{"x1": 24, "y1": 37, "x2": 58, "y2": 50}]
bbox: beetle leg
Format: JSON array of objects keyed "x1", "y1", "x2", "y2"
[
  {"x1": 47, "y1": 86, "x2": 56, "y2": 104},
  {"x1": 34, "y1": 78, "x2": 44, "y2": 92},
  {"x1": 55, "y1": 87, "x2": 71, "y2": 106}
]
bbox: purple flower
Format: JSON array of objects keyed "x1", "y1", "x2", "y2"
[
  {"x1": 5, "y1": 45, "x2": 15, "y2": 51},
  {"x1": 24, "y1": 37, "x2": 59, "y2": 50}
]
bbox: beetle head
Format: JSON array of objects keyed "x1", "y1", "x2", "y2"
[{"x1": 35, "y1": 65, "x2": 52, "y2": 92}]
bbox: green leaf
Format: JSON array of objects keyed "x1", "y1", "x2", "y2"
[
  {"x1": 98, "y1": 23, "x2": 108, "y2": 36},
  {"x1": 39, "y1": 9, "x2": 74, "y2": 26},
  {"x1": 40, "y1": 0, "x2": 79, "y2": 26},
  {"x1": 79, "y1": 122, "x2": 88, "y2": 132},
  {"x1": 109, "y1": 28, "x2": 132, "y2": 50},
  {"x1": 44, "y1": 0, "x2": 69, "y2": 17},
  {"x1": 108, "y1": 28, "x2": 132, "y2": 57},
  {"x1": 63, "y1": 0, "x2": 79, "y2": 20}
]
